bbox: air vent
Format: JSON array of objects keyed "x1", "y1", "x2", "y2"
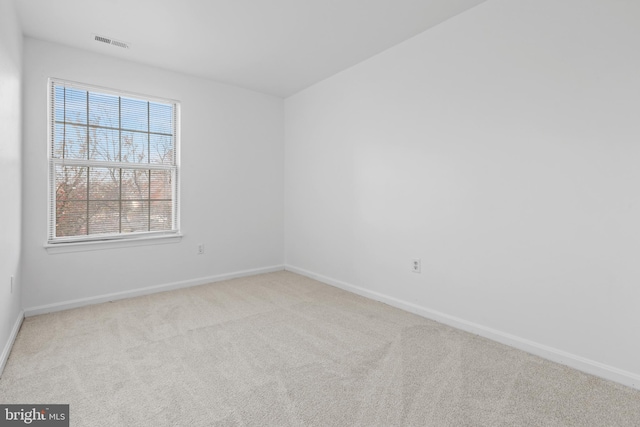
[
  {"x1": 110, "y1": 40, "x2": 129, "y2": 49},
  {"x1": 94, "y1": 34, "x2": 130, "y2": 49}
]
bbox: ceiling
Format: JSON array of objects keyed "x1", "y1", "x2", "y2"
[{"x1": 15, "y1": 0, "x2": 486, "y2": 98}]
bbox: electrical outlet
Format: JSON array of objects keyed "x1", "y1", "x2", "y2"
[
  {"x1": 411, "y1": 259, "x2": 421, "y2": 273},
  {"x1": 10, "y1": 276, "x2": 14, "y2": 293},
  {"x1": 197, "y1": 244, "x2": 205, "y2": 255}
]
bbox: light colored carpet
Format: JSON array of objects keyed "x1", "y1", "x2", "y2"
[{"x1": 1, "y1": 271, "x2": 639, "y2": 426}]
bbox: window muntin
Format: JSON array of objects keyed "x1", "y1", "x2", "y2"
[{"x1": 48, "y1": 80, "x2": 180, "y2": 243}]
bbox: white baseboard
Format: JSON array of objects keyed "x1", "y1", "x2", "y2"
[
  {"x1": 285, "y1": 264, "x2": 640, "y2": 391},
  {"x1": 24, "y1": 265, "x2": 285, "y2": 317},
  {"x1": 0, "y1": 310, "x2": 24, "y2": 378}
]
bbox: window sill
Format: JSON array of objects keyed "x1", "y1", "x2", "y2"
[{"x1": 45, "y1": 233, "x2": 183, "y2": 254}]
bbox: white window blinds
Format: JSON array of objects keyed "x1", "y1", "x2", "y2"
[{"x1": 48, "y1": 79, "x2": 180, "y2": 243}]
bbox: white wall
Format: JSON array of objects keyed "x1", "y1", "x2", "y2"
[
  {"x1": 0, "y1": 0, "x2": 23, "y2": 372},
  {"x1": 285, "y1": 0, "x2": 640, "y2": 385},
  {"x1": 22, "y1": 38, "x2": 284, "y2": 310}
]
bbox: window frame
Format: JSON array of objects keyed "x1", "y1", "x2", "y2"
[{"x1": 46, "y1": 78, "x2": 181, "y2": 248}]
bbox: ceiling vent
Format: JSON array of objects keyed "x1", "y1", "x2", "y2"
[{"x1": 94, "y1": 34, "x2": 130, "y2": 49}]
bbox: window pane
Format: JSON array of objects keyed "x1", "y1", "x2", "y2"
[
  {"x1": 149, "y1": 134, "x2": 173, "y2": 164},
  {"x1": 54, "y1": 86, "x2": 65, "y2": 123},
  {"x1": 121, "y1": 130, "x2": 148, "y2": 163},
  {"x1": 88, "y1": 167, "x2": 120, "y2": 200},
  {"x1": 121, "y1": 169, "x2": 149, "y2": 200},
  {"x1": 121, "y1": 201, "x2": 149, "y2": 233},
  {"x1": 150, "y1": 170, "x2": 172, "y2": 200},
  {"x1": 89, "y1": 92, "x2": 119, "y2": 128},
  {"x1": 150, "y1": 201, "x2": 172, "y2": 231},
  {"x1": 90, "y1": 127, "x2": 120, "y2": 161},
  {"x1": 149, "y1": 102, "x2": 172, "y2": 134},
  {"x1": 121, "y1": 97, "x2": 148, "y2": 131},
  {"x1": 53, "y1": 123, "x2": 65, "y2": 159},
  {"x1": 63, "y1": 124, "x2": 88, "y2": 159},
  {"x1": 55, "y1": 165, "x2": 87, "y2": 201},
  {"x1": 64, "y1": 88, "x2": 87, "y2": 125},
  {"x1": 56, "y1": 201, "x2": 87, "y2": 237},
  {"x1": 88, "y1": 201, "x2": 120, "y2": 234}
]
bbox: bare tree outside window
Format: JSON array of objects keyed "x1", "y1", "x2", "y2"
[{"x1": 49, "y1": 81, "x2": 179, "y2": 243}]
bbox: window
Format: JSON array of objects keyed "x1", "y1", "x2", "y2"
[{"x1": 48, "y1": 79, "x2": 180, "y2": 244}]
